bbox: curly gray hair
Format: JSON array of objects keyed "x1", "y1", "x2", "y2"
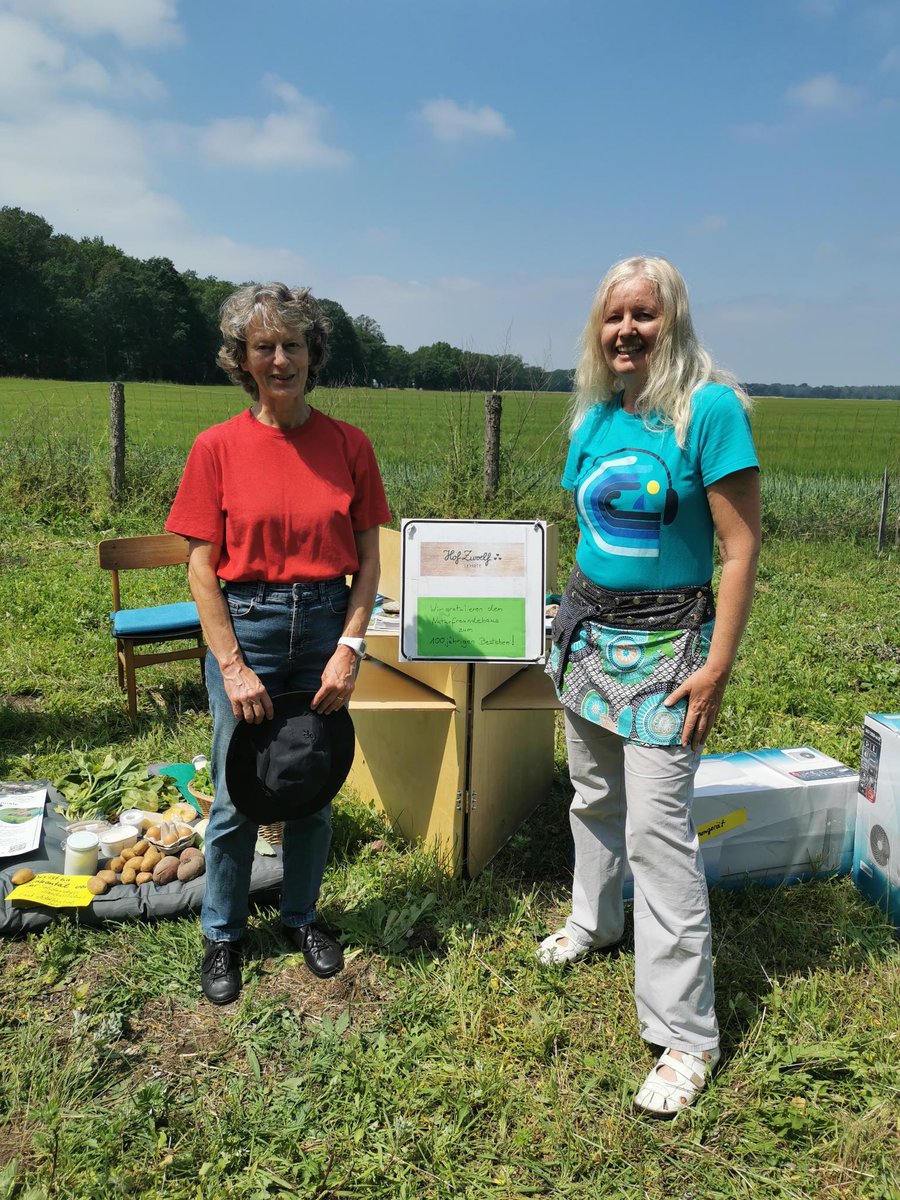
[{"x1": 216, "y1": 282, "x2": 331, "y2": 396}]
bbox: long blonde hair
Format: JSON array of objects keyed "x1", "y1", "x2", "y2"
[{"x1": 569, "y1": 256, "x2": 750, "y2": 446}]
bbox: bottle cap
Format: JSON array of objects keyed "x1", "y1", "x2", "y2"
[{"x1": 67, "y1": 831, "x2": 99, "y2": 851}]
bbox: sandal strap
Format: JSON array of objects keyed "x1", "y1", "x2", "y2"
[
  {"x1": 655, "y1": 1050, "x2": 712, "y2": 1089},
  {"x1": 634, "y1": 1048, "x2": 719, "y2": 1115}
]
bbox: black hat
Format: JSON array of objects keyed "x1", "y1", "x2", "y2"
[{"x1": 225, "y1": 692, "x2": 355, "y2": 823}]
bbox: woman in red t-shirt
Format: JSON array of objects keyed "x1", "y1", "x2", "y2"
[{"x1": 167, "y1": 282, "x2": 391, "y2": 1005}]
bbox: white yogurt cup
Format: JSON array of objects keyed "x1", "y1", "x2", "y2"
[
  {"x1": 118, "y1": 808, "x2": 155, "y2": 832},
  {"x1": 98, "y1": 824, "x2": 139, "y2": 858}
]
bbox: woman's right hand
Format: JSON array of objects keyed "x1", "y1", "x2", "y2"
[
  {"x1": 221, "y1": 661, "x2": 274, "y2": 724},
  {"x1": 185, "y1": 541, "x2": 274, "y2": 725}
]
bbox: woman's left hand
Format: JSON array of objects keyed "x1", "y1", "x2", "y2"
[
  {"x1": 664, "y1": 663, "x2": 729, "y2": 751},
  {"x1": 667, "y1": 467, "x2": 761, "y2": 752},
  {"x1": 312, "y1": 646, "x2": 359, "y2": 714}
]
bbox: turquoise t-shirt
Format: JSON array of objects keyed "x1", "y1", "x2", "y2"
[{"x1": 563, "y1": 383, "x2": 758, "y2": 590}]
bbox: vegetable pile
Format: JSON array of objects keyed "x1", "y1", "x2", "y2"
[
  {"x1": 87, "y1": 839, "x2": 206, "y2": 895},
  {"x1": 55, "y1": 753, "x2": 181, "y2": 820},
  {"x1": 190, "y1": 765, "x2": 213, "y2": 796}
]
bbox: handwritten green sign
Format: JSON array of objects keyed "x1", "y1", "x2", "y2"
[{"x1": 417, "y1": 597, "x2": 525, "y2": 658}]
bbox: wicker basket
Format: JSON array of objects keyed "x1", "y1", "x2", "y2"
[
  {"x1": 187, "y1": 781, "x2": 213, "y2": 818},
  {"x1": 188, "y1": 781, "x2": 283, "y2": 846}
]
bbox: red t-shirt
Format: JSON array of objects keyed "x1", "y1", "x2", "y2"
[{"x1": 165, "y1": 407, "x2": 391, "y2": 582}]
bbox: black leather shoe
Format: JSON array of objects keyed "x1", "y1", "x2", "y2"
[
  {"x1": 285, "y1": 922, "x2": 344, "y2": 978},
  {"x1": 201, "y1": 938, "x2": 242, "y2": 1004}
]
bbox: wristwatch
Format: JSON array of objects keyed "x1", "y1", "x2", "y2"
[{"x1": 337, "y1": 636, "x2": 367, "y2": 659}]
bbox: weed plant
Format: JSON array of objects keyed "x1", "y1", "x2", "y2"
[{"x1": 0, "y1": 401, "x2": 898, "y2": 1197}]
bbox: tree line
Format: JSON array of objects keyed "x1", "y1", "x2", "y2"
[
  {"x1": 0, "y1": 207, "x2": 570, "y2": 392},
  {"x1": 744, "y1": 382, "x2": 900, "y2": 400},
  {"x1": 2, "y1": 207, "x2": 897, "y2": 398}
]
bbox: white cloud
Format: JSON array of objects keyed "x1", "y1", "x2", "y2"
[
  {"x1": 263, "y1": 74, "x2": 304, "y2": 107},
  {"x1": 697, "y1": 290, "x2": 900, "y2": 384},
  {"x1": 0, "y1": 13, "x2": 165, "y2": 113},
  {"x1": 4, "y1": 0, "x2": 182, "y2": 47},
  {"x1": 691, "y1": 214, "x2": 728, "y2": 235},
  {"x1": 199, "y1": 78, "x2": 351, "y2": 170},
  {"x1": 0, "y1": 100, "x2": 316, "y2": 282},
  {"x1": 418, "y1": 98, "x2": 513, "y2": 143},
  {"x1": 786, "y1": 73, "x2": 862, "y2": 112},
  {"x1": 334, "y1": 272, "x2": 589, "y2": 365}
]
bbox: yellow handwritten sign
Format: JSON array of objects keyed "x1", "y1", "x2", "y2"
[
  {"x1": 6, "y1": 873, "x2": 95, "y2": 908},
  {"x1": 697, "y1": 807, "x2": 747, "y2": 843}
]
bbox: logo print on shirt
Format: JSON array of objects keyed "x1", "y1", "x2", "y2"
[{"x1": 575, "y1": 448, "x2": 678, "y2": 558}]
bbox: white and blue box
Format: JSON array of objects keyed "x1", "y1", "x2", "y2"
[
  {"x1": 853, "y1": 713, "x2": 900, "y2": 929},
  {"x1": 693, "y1": 747, "x2": 858, "y2": 888},
  {"x1": 622, "y1": 746, "x2": 858, "y2": 896}
]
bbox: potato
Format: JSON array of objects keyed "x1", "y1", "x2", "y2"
[
  {"x1": 141, "y1": 846, "x2": 162, "y2": 871},
  {"x1": 10, "y1": 867, "x2": 35, "y2": 886},
  {"x1": 136, "y1": 872, "x2": 153, "y2": 885},
  {"x1": 177, "y1": 856, "x2": 205, "y2": 883},
  {"x1": 87, "y1": 876, "x2": 108, "y2": 895},
  {"x1": 120, "y1": 847, "x2": 136, "y2": 861},
  {"x1": 120, "y1": 864, "x2": 138, "y2": 885},
  {"x1": 179, "y1": 847, "x2": 203, "y2": 863},
  {"x1": 132, "y1": 839, "x2": 149, "y2": 856},
  {"x1": 97, "y1": 869, "x2": 118, "y2": 886},
  {"x1": 152, "y1": 856, "x2": 180, "y2": 886},
  {"x1": 107, "y1": 856, "x2": 124, "y2": 873}
]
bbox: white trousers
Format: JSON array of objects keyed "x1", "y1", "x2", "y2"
[{"x1": 563, "y1": 710, "x2": 719, "y2": 1053}]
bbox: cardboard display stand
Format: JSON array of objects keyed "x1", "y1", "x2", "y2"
[
  {"x1": 854, "y1": 713, "x2": 900, "y2": 928},
  {"x1": 347, "y1": 527, "x2": 560, "y2": 877}
]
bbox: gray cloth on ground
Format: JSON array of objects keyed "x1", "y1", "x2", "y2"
[{"x1": 0, "y1": 785, "x2": 285, "y2": 936}]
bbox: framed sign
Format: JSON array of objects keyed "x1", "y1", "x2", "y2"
[{"x1": 399, "y1": 519, "x2": 547, "y2": 662}]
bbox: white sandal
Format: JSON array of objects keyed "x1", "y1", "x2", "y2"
[
  {"x1": 633, "y1": 1047, "x2": 721, "y2": 1117},
  {"x1": 536, "y1": 929, "x2": 590, "y2": 965}
]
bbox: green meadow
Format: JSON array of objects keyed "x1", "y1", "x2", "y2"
[
  {"x1": 0, "y1": 378, "x2": 898, "y2": 1198},
  {"x1": 1, "y1": 377, "x2": 898, "y2": 478}
]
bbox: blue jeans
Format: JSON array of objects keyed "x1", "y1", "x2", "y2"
[{"x1": 201, "y1": 578, "x2": 349, "y2": 942}]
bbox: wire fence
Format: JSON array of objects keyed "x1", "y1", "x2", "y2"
[
  {"x1": 1, "y1": 379, "x2": 898, "y2": 476},
  {"x1": 2, "y1": 379, "x2": 899, "y2": 542}
]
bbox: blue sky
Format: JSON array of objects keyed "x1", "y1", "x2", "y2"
[{"x1": 1, "y1": 0, "x2": 899, "y2": 383}]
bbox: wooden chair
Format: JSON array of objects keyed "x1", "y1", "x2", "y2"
[{"x1": 98, "y1": 534, "x2": 206, "y2": 720}]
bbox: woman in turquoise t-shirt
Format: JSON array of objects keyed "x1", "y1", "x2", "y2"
[{"x1": 540, "y1": 256, "x2": 761, "y2": 1116}]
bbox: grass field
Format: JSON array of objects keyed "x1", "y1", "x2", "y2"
[
  {"x1": 1, "y1": 377, "x2": 899, "y2": 479},
  {"x1": 1, "y1": 437, "x2": 899, "y2": 1197}
]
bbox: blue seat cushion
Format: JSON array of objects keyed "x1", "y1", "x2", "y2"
[{"x1": 111, "y1": 602, "x2": 202, "y2": 638}]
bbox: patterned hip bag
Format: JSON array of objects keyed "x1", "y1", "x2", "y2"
[{"x1": 547, "y1": 567, "x2": 716, "y2": 746}]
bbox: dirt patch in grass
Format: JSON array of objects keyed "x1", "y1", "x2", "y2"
[
  {"x1": 1, "y1": 693, "x2": 42, "y2": 711},
  {"x1": 0, "y1": 1113, "x2": 38, "y2": 1172},
  {"x1": 135, "y1": 994, "x2": 234, "y2": 1068},
  {"x1": 256, "y1": 954, "x2": 394, "y2": 1029}
]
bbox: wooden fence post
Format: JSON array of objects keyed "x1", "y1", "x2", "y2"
[
  {"x1": 484, "y1": 391, "x2": 502, "y2": 502},
  {"x1": 876, "y1": 467, "x2": 889, "y2": 553},
  {"x1": 109, "y1": 381, "x2": 125, "y2": 504}
]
